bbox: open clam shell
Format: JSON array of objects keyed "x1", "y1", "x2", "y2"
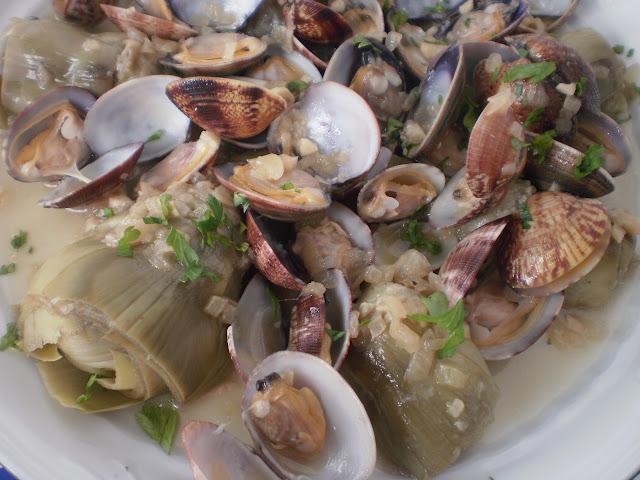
[
  {"x1": 135, "y1": 0, "x2": 175, "y2": 20},
  {"x1": 162, "y1": 33, "x2": 267, "y2": 75},
  {"x1": 5, "y1": 86, "x2": 96, "y2": 183},
  {"x1": 520, "y1": 0, "x2": 580, "y2": 32},
  {"x1": 330, "y1": 0, "x2": 384, "y2": 36},
  {"x1": 100, "y1": 4, "x2": 197, "y2": 40},
  {"x1": 84, "y1": 75, "x2": 190, "y2": 163},
  {"x1": 499, "y1": 192, "x2": 612, "y2": 297},
  {"x1": 182, "y1": 422, "x2": 278, "y2": 480},
  {"x1": 284, "y1": 0, "x2": 353, "y2": 45},
  {"x1": 327, "y1": 203, "x2": 375, "y2": 254},
  {"x1": 246, "y1": 45, "x2": 323, "y2": 84},
  {"x1": 444, "y1": 0, "x2": 529, "y2": 43},
  {"x1": 167, "y1": 77, "x2": 287, "y2": 140},
  {"x1": 168, "y1": 0, "x2": 264, "y2": 30},
  {"x1": 39, "y1": 143, "x2": 144, "y2": 208},
  {"x1": 242, "y1": 351, "x2": 376, "y2": 480},
  {"x1": 392, "y1": 0, "x2": 466, "y2": 21},
  {"x1": 54, "y1": 0, "x2": 107, "y2": 25},
  {"x1": 403, "y1": 44, "x2": 465, "y2": 159},
  {"x1": 357, "y1": 164, "x2": 445, "y2": 223},
  {"x1": 268, "y1": 81, "x2": 380, "y2": 186},
  {"x1": 322, "y1": 269, "x2": 352, "y2": 369}
]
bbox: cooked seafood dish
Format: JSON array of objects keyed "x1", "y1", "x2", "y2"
[{"x1": 0, "y1": 0, "x2": 639, "y2": 478}]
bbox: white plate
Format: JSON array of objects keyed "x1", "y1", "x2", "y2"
[{"x1": 1, "y1": 1, "x2": 640, "y2": 479}]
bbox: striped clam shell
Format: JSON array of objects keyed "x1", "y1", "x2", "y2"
[
  {"x1": 284, "y1": 0, "x2": 353, "y2": 45},
  {"x1": 288, "y1": 292, "x2": 326, "y2": 356},
  {"x1": 54, "y1": 0, "x2": 107, "y2": 25}
]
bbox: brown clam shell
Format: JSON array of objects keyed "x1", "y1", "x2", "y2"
[
  {"x1": 284, "y1": 0, "x2": 353, "y2": 45},
  {"x1": 499, "y1": 192, "x2": 612, "y2": 297},
  {"x1": 288, "y1": 292, "x2": 326, "y2": 356},
  {"x1": 100, "y1": 4, "x2": 197, "y2": 40},
  {"x1": 167, "y1": 77, "x2": 287, "y2": 140},
  {"x1": 54, "y1": 0, "x2": 108, "y2": 25},
  {"x1": 440, "y1": 219, "x2": 510, "y2": 305}
]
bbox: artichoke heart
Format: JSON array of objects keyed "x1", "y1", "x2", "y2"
[
  {"x1": 18, "y1": 181, "x2": 249, "y2": 412},
  {"x1": 343, "y1": 282, "x2": 498, "y2": 478}
]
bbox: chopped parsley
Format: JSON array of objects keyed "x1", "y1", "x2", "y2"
[
  {"x1": 383, "y1": 118, "x2": 404, "y2": 143},
  {"x1": 389, "y1": 9, "x2": 408, "y2": 30},
  {"x1": 143, "y1": 217, "x2": 166, "y2": 225},
  {"x1": 267, "y1": 287, "x2": 281, "y2": 321},
  {"x1": 517, "y1": 200, "x2": 533, "y2": 230},
  {"x1": 437, "y1": 94, "x2": 444, "y2": 105},
  {"x1": 233, "y1": 192, "x2": 251, "y2": 213},
  {"x1": 464, "y1": 17, "x2": 472, "y2": 28},
  {"x1": 102, "y1": 207, "x2": 115, "y2": 218},
  {"x1": 575, "y1": 76, "x2": 587, "y2": 97},
  {"x1": 490, "y1": 67, "x2": 501, "y2": 84},
  {"x1": 166, "y1": 227, "x2": 220, "y2": 283},
  {"x1": 195, "y1": 195, "x2": 248, "y2": 253},
  {"x1": 503, "y1": 62, "x2": 557, "y2": 84},
  {"x1": 159, "y1": 194, "x2": 173, "y2": 222},
  {"x1": 514, "y1": 83, "x2": 524, "y2": 97},
  {"x1": 612, "y1": 44, "x2": 625, "y2": 55},
  {"x1": 516, "y1": 47, "x2": 529, "y2": 58},
  {"x1": 510, "y1": 137, "x2": 529, "y2": 151},
  {"x1": 326, "y1": 328, "x2": 346, "y2": 342},
  {"x1": 401, "y1": 220, "x2": 442, "y2": 255},
  {"x1": 573, "y1": 144, "x2": 605, "y2": 179},
  {"x1": 426, "y1": 0, "x2": 449, "y2": 14},
  {"x1": 0, "y1": 263, "x2": 16, "y2": 276},
  {"x1": 287, "y1": 80, "x2": 309, "y2": 93},
  {"x1": 10, "y1": 231, "x2": 28, "y2": 250},
  {"x1": 280, "y1": 181, "x2": 299, "y2": 192},
  {"x1": 530, "y1": 129, "x2": 557, "y2": 164},
  {"x1": 117, "y1": 226, "x2": 141, "y2": 257},
  {"x1": 76, "y1": 373, "x2": 101, "y2": 405},
  {"x1": 136, "y1": 401, "x2": 179, "y2": 454},
  {"x1": 421, "y1": 291, "x2": 449, "y2": 316},
  {"x1": 524, "y1": 106, "x2": 545, "y2": 129},
  {"x1": 628, "y1": 48, "x2": 635, "y2": 58},
  {"x1": 462, "y1": 86, "x2": 480, "y2": 134},
  {"x1": 145, "y1": 129, "x2": 164, "y2": 144},
  {"x1": 359, "y1": 318, "x2": 372, "y2": 328},
  {"x1": 408, "y1": 295, "x2": 466, "y2": 358},
  {"x1": 0, "y1": 322, "x2": 20, "y2": 351},
  {"x1": 352, "y1": 34, "x2": 380, "y2": 52}
]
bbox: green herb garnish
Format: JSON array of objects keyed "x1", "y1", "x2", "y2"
[
  {"x1": 353, "y1": 34, "x2": 380, "y2": 52},
  {"x1": 426, "y1": 0, "x2": 449, "y2": 14},
  {"x1": 576, "y1": 76, "x2": 587, "y2": 97},
  {"x1": 517, "y1": 47, "x2": 529, "y2": 58},
  {"x1": 145, "y1": 129, "x2": 164, "y2": 144},
  {"x1": 143, "y1": 217, "x2": 166, "y2": 225},
  {"x1": 383, "y1": 118, "x2": 404, "y2": 143},
  {"x1": 530, "y1": 129, "x2": 557, "y2": 164},
  {"x1": 166, "y1": 228, "x2": 220, "y2": 283},
  {"x1": 573, "y1": 144, "x2": 605, "y2": 179},
  {"x1": 280, "y1": 181, "x2": 296, "y2": 190},
  {"x1": 287, "y1": 80, "x2": 309, "y2": 93},
  {"x1": 517, "y1": 200, "x2": 533, "y2": 230},
  {"x1": 266, "y1": 287, "x2": 281, "y2": 321},
  {"x1": 408, "y1": 296, "x2": 466, "y2": 358},
  {"x1": 401, "y1": 220, "x2": 442, "y2": 255},
  {"x1": 628, "y1": 48, "x2": 635, "y2": 58},
  {"x1": 195, "y1": 195, "x2": 248, "y2": 253},
  {"x1": 490, "y1": 67, "x2": 501, "y2": 84},
  {"x1": 136, "y1": 401, "x2": 179, "y2": 454},
  {"x1": 0, "y1": 322, "x2": 20, "y2": 351},
  {"x1": 514, "y1": 83, "x2": 524, "y2": 97},
  {"x1": 613, "y1": 44, "x2": 625, "y2": 55},
  {"x1": 76, "y1": 373, "x2": 101, "y2": 405},
  {"x1": 503, "y1": 62, "x2": 556, "y2": 84},
  {"x1": 510, "y1": 137, "x2": 529, "y2": 151},
  {"x1": 10, "y1": 231, "x2": 27, "y2": 250},
  {"x1": 462, "y1": 86, "x2": 480, "y2": 134},
  {"x1": 389, "y1": 9, "x2": 408, "y2": 30},
  {"x1": 233, "y1": 192, "x2": 251, "y2": 213},
  {"x1": 421, "y1": 291, "x2": 449, "y2": 316},
  {"x1": 159, "y1": 194, "x2": 172, "y2": 223},
  {"x1": 359, "y1": 318, "x2": 372, "y2": 328},
  {"x1": 0, "y1": 263, "x2": 16, "y2": 276},
  {"x1": 117, "y1": 226, "x2": 141, "y2": 257},
  {"x1": 524, "y1": 106, "x2": 545, "y2": 129},
  {"x1": 102, "y1": 207, "x2": 115, "y2": 218},
  {"x1": 326, "y1": 328, "x2": 346, "y2": 342},
  {"x1": 464, "y1": 17, "x2": 472, "y2": 28}
]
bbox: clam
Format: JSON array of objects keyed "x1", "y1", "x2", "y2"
[
  {"x1": 84, "y1": 75, "x2": 191, "y2": 163},
  {"x1": 499, "y1": 192, "x2": 612, "y2": 297},
  {"x1": 569, "y1": 110, "x2": 632, "y2": 176},
  {"x1": 168, "y1": 0, "x2": 265, "y2": 31},
  {"x1": 392, "y1": 0, "x2": 466, "y2": 21},
  {"x1": 140, "y1": 131, "x2": 221, "y2": 191},
  {"x1": 40, "y1": 143, "x2": 144, "y2": 208},
  {"x1": 327, "y1": 0, "x2": 384, "y2": 36},
  {"x1": 519, "y1": 0, "x2": 580, "y2": 32},
  {"x1": 394, "y1": 23, "x2": 447, "y2": 81},
  {"x1": 324, "y1": 37, "x2": 406, "y2": 121},
  {"x1": 242, "y1": 351, "x2": 376, "y2": 479},
  {"x1": 284, "y1": 0, "x2": 353, "y2": 45},
  {"x1": 162, "y1": 33, "x2": 267, "y2": 75},
  {"x1": 53, "y1": 0, "x2": 107, "y2": 25},
  {"x1": 246, "y1": 45, "x2": 323, "y2": 85},
  {"x1": 100, "y1": 5, "x2": 197, "y2": 40},
  {"x1": 524, "y1": 135, "x2": 614, "y2": 198},
  {"x1": 214, "y1": 154, "x2": 331, "y2": 222},
  {"x1": 402, "y1": 45, "x2": 465, "y2": 158},
  {"x1": 357, "y1": 164, "x2": 445, "y2": 223},
  {"x1": 444, "y1": 0, "x2": 529, "y2": 44},
  {"x1": 466, "y1": 88, "x2": 528, "y2": 198},
  {"x1": 268, "y1": 82, "x2": 380, "y2": 187},
  {"x1": 167, "y1": 77, "x2": 287, "y2": 140},
  {"x1": 5, "y1": 87, "x2": 96, "y2": 183}
]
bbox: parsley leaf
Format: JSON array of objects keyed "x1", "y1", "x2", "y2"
[
  {"x1": 503, "y1": 62, "x2": 556, "y2": 84},
  {"x1": 426, "y1": 0, "x2": 449, "y2": 14},
  {"x1": 233, "y1": 192, "x2": 251, "y2": 213},
  {"x1": 524, "y1": 106, "x2": 545, "y2": 128},
  {"x1": 401, "y1": 220, "x2": 442, "y2": 255},
  {"x1": 383, "y1": 118, "x2": 404, "y2": 143},
  {"x1": 353, "y1": 34, "x2": 380, "y2": 52},
  {"x1": 159, "y1": 194, "x2": 172, "y2": 223},
  {"x1": 613, "y1": 44, "x2": 625, "y2": 55},
  {"x1": 117, "y1": 226, "x2": 141, "y2": 257},
  {"x1": 628, "y1": 48, "x2": 635, "y2": 58},
  {"x1": 0, "y1": 263, "x2": 16, "y2": 276},
  {"x1": 0, "y1": 322, "x2": 20, "y2": 351},
  {"x1": 517, "y1": 200, "x2": 534, "y2": 230},
  {"x1": 136, "y1": 401, "x2": 179, "y2": 454},
  {"x1": 573, "y1": 144, "x2": 605, "y2": 179},
  {"x1": 389, "y1": 9, "x2": 408, "y2": 30},
  {"x1": 280, "y1": 181, "x2": 296, "y2": 190},
  {"x1": 490, "y1": 67, "x2": 501, "y2": 84},
  {"x1": 143, "y1": 217, "x2": 166, "y2": 225},
  {"x1": 166, "y1": 228, "x2": 219, "y2": 283},
  {"x1": 422, "y1": 291, "x2": 449, "y2": 316},
  {"x1": 102, "y1": 207, "x2": 115, "y2": 218},
  {"x1": 287, "y1": 80, "x2": 309, "y2": 93},
  {"x1": 145, "y1": 129, "x2": 164, "y2": 144},
  {"x1": 530, "y1": 129, "x2": 557, "y2": 164},
  {"x1": 266, "y1": 287, "x2": 281, "y2": 321},
  {"x1": 462, "y1": 86, "x2": 479, "y2": 134},
  {"x1": 408, "y1": 298, "x2": 466, "y2": 358},
  {"x1": 10, "y1": 231, "x2": 28, "y2": 250},
  {"x1": 517, "y1": 47, "x2": 529, "y2": 58},
  {"x1": 575, "y1": 76, "x2": 587, "y2": 97},
  {"x1": 511, "y1": 137, "x2": 529, "y2": 151},
  {"x1": 326, "y1": 328, "x2": 346, "y2": 342},
  {"x1": 76, "y1": 373, "x2": 101, "y2": 404},
  {"x1": 359, "y1": 318, "x2": 372, "y2": 328}
]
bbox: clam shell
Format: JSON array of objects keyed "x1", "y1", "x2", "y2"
[
  {"x1": 285, "y1": 0, "x2": 353, "y2": 45},
  {"x1": 520, "y1": 0, "x2": 580, "y2": 32},
  {"x1": 5, "y1": 87, "x2": 96, "y2": 183},
  {"x1": 242, "y1": 351, "x2": 376, "y2": 480},
  {"x1": 337, "y1": 0, "x2": 384, "y2": 36},
  {"x1": 246, "y1": 212, "x2": 308, "y2": 290},
  {"x1": 168, "y1": 0, "x2": 264, "y2": 31},
  {"x1": 357, "y1": 163, "x2": 445, "y2": 223},
  {"x1": 267, "y1": 81, "x2": 380, "y2": 186},
  {"x1": 392, "y1": 0, "x2": 465, "y2": 21},
  {"x1": 182, "y1": 422, "x2": 278, "y2": 480},
  {"x1": 135, "y1": 0, "x2": 175, "y2": 20},
  {"x1": 54, "y1": 0, "x2": 106, "y2": 25},
  {"x1": 440, "y1": 219, "x2": 510, "y2": 305},
  {"x1": 39, "y1": 143, "x2": 144, "y2": 208},
  {"x1": 100, "y1": 4, "x2": 197, "y2": 40},
  {"x1": 84, "y1": 75, "x2": 191, "y2": 163},
  {"x1": 322, "y1": 269, "x2": 352, "y2": 369},
  {"x1": 327, "y1": 203, "x2": 375, "y2": 254},
  {"x1": 228, "y1": 274, "x2": 286, "y2": 382},
  {"x1": 247, "y1": 44, "x2": 323, "y2": 84},
  {"x1": 289, "y1": 291, "x2": 326, "y2": 356},
  {"x1": 167, "y1": 77, "x2": 287, "y2": 140},
  {"x1": 499, "y1": 192, "x2": 612, "y2": 297},
  {"x1": 292, "y1": 37, "x2": 329, "y2": 69}
]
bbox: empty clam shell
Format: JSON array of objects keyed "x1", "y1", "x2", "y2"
[
  {"x1": 357, "y1": 164, "x2": 445, "y2": 223},
  {"x1": 499, "y1": 192, "x2": 612, "y2": 297},
  {"x1": 100, "y1": 4, "x2": 197, "y2": 40},
  {"x1": 268, "y1": 81, "x2": 380, "y2": 186},
  {"x1": 54, "y1": 0, "x2": 106, "y2": 25},
  {"x1": 167, "y1": 77, "x2": 287, "y2": 140},
  {"x1": 162, "y1": 33, "x2": 267, "y2": 75},
  {"x1": 84, "y1": 75, "x2": 191, "y2": 163},
  {"x1": 5, "y1": 86, "x2": 96, "y2": 183},
  {"x1": 168, "y1": 0, "x2": 264, "y2": 31},
  {"x1": 285, "y1": 0, "x2": 353, "y2": 45},
  {"x1": 39, "y1": 143, "x2": 144, "y2": 208},
  {"x1": 440, "y1": 218, "x2": 510, "y2": 305},
  {"x1": 242, "y1": 351, "x2": 376, "y2": 480}
]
